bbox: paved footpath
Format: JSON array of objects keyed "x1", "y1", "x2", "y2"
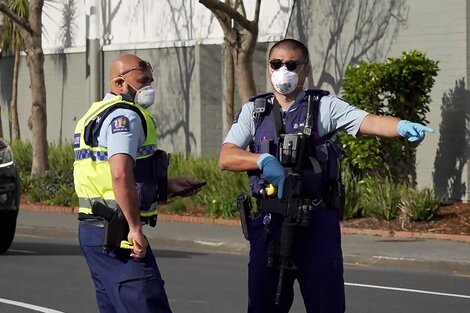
[{"x1": 15, "y1": 203, "x2": 470, "y2": 275}]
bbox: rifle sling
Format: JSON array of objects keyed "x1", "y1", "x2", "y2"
[{"x1": 272, "y1": 97, "x2": 285, "y2": 135}]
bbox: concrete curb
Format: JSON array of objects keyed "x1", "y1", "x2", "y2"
[
  {"x1": 342, "y1": 253, "x2": 470, "y2": 275},
  {"x1": 19, "y1": 203, "x2": 470, "y2": 243},
  {"x1": 340, "y1": 227, "x2": 470, "y2": 244}
]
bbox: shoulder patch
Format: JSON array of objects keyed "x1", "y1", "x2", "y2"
[
  {"x1": 111, "y1": 116, "x2": 130, "y2": 134},
  {"x1": 73, "y1": 133, "x2": 80, "y2": 148},
  {"x1": 233, "y1": 108, "x2": 242, "y2": 124}
]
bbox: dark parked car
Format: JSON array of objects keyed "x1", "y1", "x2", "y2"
[{"x1": 0, "y1": 139, "x2": 19, "y2": 254}]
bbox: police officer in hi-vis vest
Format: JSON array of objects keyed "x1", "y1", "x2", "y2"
[
  {"x1": 219, "y1": 39, "x2": 434, "y2": 313},
  {"x1": 74, "y1": 54, "x2": 203, "y2": 313}
]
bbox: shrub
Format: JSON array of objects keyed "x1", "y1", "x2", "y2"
[
  {"x1": 48, "y1": 141, "x2": 74, "y2": 174},
  {"x1": 27, "y1": 171, "x2": 78, "y2": 206},
  {"x1": 339, "y1": 136, "x2": 381, "y2": 176},
  {"x1": 11, "y1": 140, "x2": 249, "y2": 218},
  {"x1": 11, "y1": 141, "x2": 76, "y2": 206},
  {"x1": 340, "y1": 50, "x2": 439, "y2": 182},
  {"x1": 398, "y1": 187, "x2": 441, "y2": 224},
  {"x1": 168, "y1": 154, "x2": 249, "y2": 218},
  {"x1": 341, "y1": 164, "x2": 365, "y2": 220},
  {"x1": 11, "y1": 141, "x2": 441, "y2": 222},
  {"x1": 361, "y1": 175, "x2": 407, "y2": 221},
  {"x1": 10, "y1": 140, "x2": 32, "y2": 186},
  {"x1": 165, "y1": 197, "x2": 189, "y2": 215}
]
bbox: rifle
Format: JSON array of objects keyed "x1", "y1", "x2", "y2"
[
  {"x1": 273, "y1": 92, "x2": 318, "y2": 305},
  {"x1": 274, "y1": 171, "x2": 314, "y2": 305}
]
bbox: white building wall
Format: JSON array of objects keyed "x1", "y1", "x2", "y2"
[
  {"x1": 41, "y1": 0, "x2": 293, "y2": 52},
  {"x1": 388, "y1": 0, "x2": 467, "y2": 200},
  {"x1": 287, "y1": 0, "x2": 469, "y2": 200}
]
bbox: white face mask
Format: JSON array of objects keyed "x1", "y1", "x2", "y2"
[
  {"x1": 271, "y1": 66, "x2": 299, "y2": 95},
  {"x1": 133, "y1": 85, "x2": 155, "y2": 108}
]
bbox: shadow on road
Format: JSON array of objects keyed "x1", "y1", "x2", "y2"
[{"x1": 5, "y1": 240, "x2": 207, "y2": 258}]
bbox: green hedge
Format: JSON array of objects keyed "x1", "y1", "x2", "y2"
[
  {"x1": 340, "y1": 50, "x2": 439, "y2": 183},
  {"x1": 11, "y1": 140, "x2": 77, "y2": 206},
  {"x1": 166, "y1": 154, "x2": 249, "y2": 218},
  {"x1": 11, "y1": 141, "x2": 248, "y2": 217},
  {"x1": 342, "y1": 164, "x2": 441, "y2": 222},
  {"x1": 11, "y1": 141, "x2": 440, "y2": 221}
]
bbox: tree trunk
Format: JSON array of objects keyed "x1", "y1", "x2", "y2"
[
  {"x1": 235, "y1": 49, "x2": 257, "y2": 104},
  {"x1": 11, "y1": 47, "x2": 20, "y2": 140},
  {"x1": 224, "y1": 40, "x2": 235, "y2": 135},
  {"x1": 0, "y1": 0, "x2": 48, "y2": 174},
  {"x1": 0, "y1": 89, "x2": 3, "y2": 139},
  {"x1": 25, "y1": 0, "x2": 48, "y2": 175},
  {"x1": 199, "y1": 0, "x2": 260, "y2": 118}
]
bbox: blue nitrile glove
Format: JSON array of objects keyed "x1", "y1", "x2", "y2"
[
  {"x1": 397, "y1": 120, "x2": 434, "y2": 142},
  {"x1": 257, "y1": 153, "x2": 286, "y2": 199}
]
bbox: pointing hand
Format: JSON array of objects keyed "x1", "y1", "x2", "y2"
[{"x1": 397, "y1": 120, "x2": 434, "y2": 142}]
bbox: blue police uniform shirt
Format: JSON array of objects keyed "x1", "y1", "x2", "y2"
[
  {"x1": 224, "y1": 91, "x2": 369, "y2": 149},
  {"x1": 97, "y1": 93, "x2": 146, "y2": 161}
]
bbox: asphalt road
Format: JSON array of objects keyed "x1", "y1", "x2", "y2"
[{"x1": 0, "y1": 235, "x2": 469, "y2": 313}]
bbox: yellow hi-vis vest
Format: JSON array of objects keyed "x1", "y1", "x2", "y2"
[{"x1": 73, "y1": 95, "x2": 158, "y2": 217}]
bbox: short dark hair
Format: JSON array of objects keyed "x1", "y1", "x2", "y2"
[{"x1": 268, "y1": 38, "x2": 309, "y2": 64}]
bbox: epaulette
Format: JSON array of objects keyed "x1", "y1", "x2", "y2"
[
  {"x1": 304, "y1": 88, "x2": 330, "y2": 97},
  {"x1": 249, "y1": 92, "x2": 274, "y2": 102},
  {"x1": 250, "y1": 93, "x2": 275, "y2": 119},
  {"x1": 249, "y1": 93, "x2": 274, "y2": 119}
]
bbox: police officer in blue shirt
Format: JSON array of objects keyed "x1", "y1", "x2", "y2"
[
  {"x1": 74, "y1": 54, "x2": 203, "y2": 313},
  {"x1": 219, "y1": 39, "x2": 433, "y2": 313}
]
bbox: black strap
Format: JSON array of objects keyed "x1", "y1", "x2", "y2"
[
  {"x1": 303, "y1": 94, "x2": 315, "y2": 137},
  {"x1": 272, "y1": 97, "x2": 285, "y2": 135}
]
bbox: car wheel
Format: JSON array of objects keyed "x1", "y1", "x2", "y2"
[{"x1": 0, "y1": 215, "x2": 17, "y2": 254}]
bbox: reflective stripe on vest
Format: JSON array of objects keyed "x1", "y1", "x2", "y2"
[{"x1": 74, "y1": 144, "x2": 156, "y2": 161}]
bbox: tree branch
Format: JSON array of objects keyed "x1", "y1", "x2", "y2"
[
  {"x1": 210, "y1": 7, "x2": 232, "y2": 35},
  {"x1": 253, "y1": 0, "x2": 261, "y2": 25},
  {"x1": 0, "y1": 2, "x2": 33, "y2": 34},
  {"x1": 199, "y1": 0, "x2": 254, "y2": 32}
]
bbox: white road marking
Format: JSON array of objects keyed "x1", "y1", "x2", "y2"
[
  {"x1": 194, "y1": 240, "x2": 223, "y2": 246},
  {"x1": 0, "y1": 298, "x2": 64, "y2": 312},
  {"x1": 373, "y1": 255, "x2": 417, "y2": 261},
  {"x1": 346, "y1": 282, "x2": 470, "y2": 299},
  {"x1": 7, "y1": 249, "x2": 36, "y2": 254}
]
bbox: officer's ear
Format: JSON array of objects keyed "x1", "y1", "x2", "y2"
[{"x1": 110, "y1": 77, "x2": 125, "y2": 93}]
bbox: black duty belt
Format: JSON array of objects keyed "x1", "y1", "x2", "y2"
[
  {"x1": 78, "y1": 214, "x2": 157, "y2": 227},
  {"x1": 80, "y1": 218, "x2": 106, "y2": 227},
  {"x1": 258, "y1": 198, "x2": 327, "y2": 215}
]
